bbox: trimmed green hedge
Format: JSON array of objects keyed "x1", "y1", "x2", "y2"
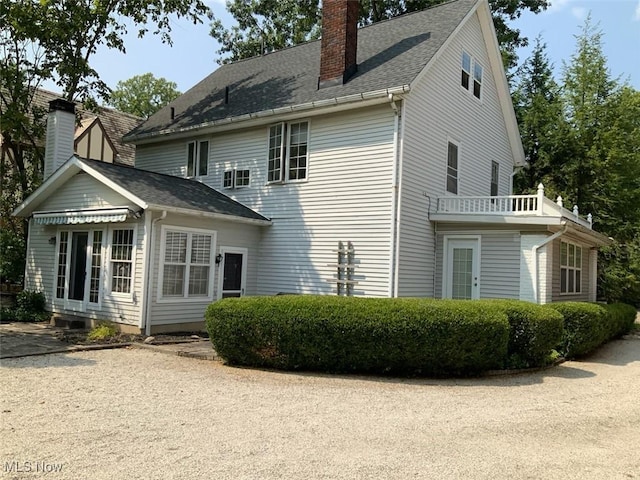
[
  {"x1": 549, "y1": 302, "x2": 637, "y2": 358},
  {"x1": 487, "y1": 300, "x2": 564, "y2": 368},
  {"x1": 206, "y1": 296, "x2": 509, "y2": 376}
]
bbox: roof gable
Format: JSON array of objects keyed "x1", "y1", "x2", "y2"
[
  {"x1": 126, "y1": 0, "x2": 479, "y2": 141},
  {"x1": 13, "y1": 157, "x2": 270, "y2": 224}
]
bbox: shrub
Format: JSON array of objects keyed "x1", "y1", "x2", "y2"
[
  {"x1": 87, "y1": 322, "x2": 119, "y2": 341},
  {"x1": 206, "y1": 296, "x2": 509, "y2": 376},
  {"x1": 549, "y1": 302, "x2": 637, "y2": 358},
  {"x1": 0, "y1": 229, "x2": 25, "y2": 285},
  {"x1": 602, "y1": 303, "x2": 637, "y2": 338},
  {"x1": 9, "y1": 290, "x2": 50, "y2": 323},
  {"x1": 487, "y1": 300, "x2": 564, "y2": 368}
]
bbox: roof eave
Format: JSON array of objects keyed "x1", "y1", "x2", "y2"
[
  {"x1": 124, "y1": 85, "x2": 411, "y2": 145},
  {"x1": 146, "y1": 204, "x2": 272, "y2": 226}
]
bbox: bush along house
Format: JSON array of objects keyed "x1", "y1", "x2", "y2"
[{"x1": 13, "y1": 0, "x2": 610, "y2": 334}]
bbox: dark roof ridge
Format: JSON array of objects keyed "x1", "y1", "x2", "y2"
[{"x1": 215, "y1": 0, "x2": 470, "y2": 66}]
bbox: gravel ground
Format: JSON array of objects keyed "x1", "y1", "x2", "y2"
[{"x1": 1, "y1": 338, "x2": 639, "y2": 480}]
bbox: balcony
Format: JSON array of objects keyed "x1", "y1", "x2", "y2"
[{"x1": 435, "y1": 184, "x2": 593, "y2": 229}]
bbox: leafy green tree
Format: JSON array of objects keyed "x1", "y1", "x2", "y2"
[
  {"x1": 211, "y1": 0, "x2": 549, "y2": 68},
  {"x1": 110, "y1": 73, "x2": 181, "y2": 119},
  {"x1": 1, "y1": 0, "x2": 212, "y2": 284},
  {"x1": 512, "y1": 37, "x2": 566, "y2": 193}
]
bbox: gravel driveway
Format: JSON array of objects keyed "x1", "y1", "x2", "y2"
[{"x1": 1, "y1": 337, "x2": 639, "y2": 480}]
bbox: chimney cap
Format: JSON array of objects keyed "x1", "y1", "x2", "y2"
[{"x1": 48, "y1": 99, "x2": 76, "y2": 114}]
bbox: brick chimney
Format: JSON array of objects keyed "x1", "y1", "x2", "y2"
[
  {"x1": 43, "y1": 99, "x2": 76, "y2": 180},
  {"x1": 319, "y1": 0, "x2": 359, "y2": 89}
]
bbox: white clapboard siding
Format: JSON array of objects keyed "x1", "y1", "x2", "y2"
[
  {"x1": 397, "y1": 10, "x2": 515, "y2": 297},
  {"x1": 24, "y1": 220, "x2": 57, "y2": 296},
  {"x1": 135, "y1": 105, "x2": 397, "y2": 298},
  {"x1": 42, "y1": 173, "x2": 137, "y2": 211},
  {"x1": 147, "y1": 212, "x2": 262, "y2": 326},
  {"x1": 434, "y1": 227, "x2": 521, "y2": 300}
]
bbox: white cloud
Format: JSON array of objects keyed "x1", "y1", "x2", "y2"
[
  {"x1": 571, "y1": 6, "x2": 587, "y2": 20},
  {"x1": 634, "y1": 0, "x2": 640, "y2": 21}
]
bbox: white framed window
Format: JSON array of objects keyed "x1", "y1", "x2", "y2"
[
  {"x1": 158, "y1": 226, "x2": 216, "y2": 301},
  {"x1": 109, "y1": 228, "x2": 135, "y2": 295},
  {"x1": 560, "y1": 241, "x2": 582, "y2": 294},
  {"x1": 461, "y1": 51, "x2": 471, "y2": 90},
  {"x1": 473, "y1": 63, "x2": 483, "y2": 99},
  {"x1": 460, "y1": 51, "x2": 483, "y2": 100},
  {"x1": 490, "y1": 161, "x2": 499, "y2": 196},
  {"x1": 223, "y1": 169, "x2": 251, "y2": 189},
  {"x1": 267, "y1": 121, "x2": 309, "y2": 183},
  {"x1": 446, "y1": 141, "x2": 459, "y2": 195},
  {"x1": 187, "y1": 140, "x2": 209, "y2": 177}
]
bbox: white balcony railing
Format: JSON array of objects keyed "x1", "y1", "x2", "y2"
[{"x1": 436, "y1": 184, "x2": 593, "y2": 229}]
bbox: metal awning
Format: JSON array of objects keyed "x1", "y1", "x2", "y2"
[{"x1": 33, "y1": 208, "x2": 132, "y2": 225}]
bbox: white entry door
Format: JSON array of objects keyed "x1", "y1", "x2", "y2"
[
  {"x1": 217, "y1": 247, "x2": 247, "y2": 299},
  {"x1": 445, "y1": 238, "x2": 480, "y2": 300}
]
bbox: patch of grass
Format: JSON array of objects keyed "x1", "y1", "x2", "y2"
[{"x1": 87, "y1": 323, "x2": 119, "y2": 341}]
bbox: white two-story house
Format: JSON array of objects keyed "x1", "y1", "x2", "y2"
[{"x1": 14, "y1": 0, "x2": 609, "y2": 334}]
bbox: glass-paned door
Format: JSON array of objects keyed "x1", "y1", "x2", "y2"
[{"x1": 445, "y1": 238, "x2": 479, "y2": 300}]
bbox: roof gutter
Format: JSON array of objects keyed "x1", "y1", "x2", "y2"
[
  {"x1": 125, "y1": 85, "x2": 411, "y2": 145},
  {"x1": 532, "y1": 222, "x2": 568, "y2": 304},
  {"x1": 146, "y1": 204, "x2": 272, "y2": 226}
]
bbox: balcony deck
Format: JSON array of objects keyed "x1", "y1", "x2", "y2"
[{"x1": 434, "y1": 185, "x2": 593, "y2": 230}]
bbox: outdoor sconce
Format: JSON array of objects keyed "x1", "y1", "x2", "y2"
[
  {"x1": 215, "y1": 254, "x2": 223, "y2": 265},
  {"x1": 48, "y1": 236, "x2": 56, "y2": 245}
]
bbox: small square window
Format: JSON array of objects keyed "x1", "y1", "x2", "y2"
[
  {"x1": 235, "y1": 169, "x2": 250, "y2": 187},
  {"x1": 223, "y1": 171, "x2": 234, "y2": 189}
]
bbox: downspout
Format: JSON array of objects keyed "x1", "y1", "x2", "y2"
[
  {"x1": 532, "y1": 223, "x2": 568, "y2": 304},
  {"x1": 143, "y1": 210, "x2": 167, "y2": 336},
  {"x1": 388, "y1": 94, "x2": 401, "y2": 297}
]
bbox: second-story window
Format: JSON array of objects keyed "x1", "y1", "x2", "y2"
[
  {"x1": 461, "y1": 52, "x2": 471, "y2": 90},
  {"x1": 267, "y1": 121, "x2": 309, "y2": 183},
  {"x1": 446, "y1": 141, "x2": 459, "y2": 195},
  {"x1": 223, "y1": 169, "x2": 251, "y2": 189},
  {"x1": 187, "y1": 140, "x2": 209, "y2": 177},
  {"x1": 461, "y1": 51, "x2": 483, "y2": 100},
  {"x1": 491, "y1": 161, "x2": 499, "y2": 196}
]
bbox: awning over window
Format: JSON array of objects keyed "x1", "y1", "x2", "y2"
[{"x1": 33, "y1": 208, "x2": 132, "y2": 225}]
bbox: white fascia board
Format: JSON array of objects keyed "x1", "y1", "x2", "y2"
[
  {"x1": 430, "y1": 214, "x2": 564, "y2": 226},
  {"x1": 476, "y1": 0, "x2": 526, "y2": 167},
  {"x1": 125, "y1": 86, "x2": 411, "y2": 145},
  {"x1": 146, "y1": 205, "x2": 272, "y2": 226},
  {"x1": 13, "y1": 156, "x2": 81, "y2": 217}
]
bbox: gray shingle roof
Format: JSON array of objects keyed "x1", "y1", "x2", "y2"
[
  {"x1": 80, "y1": 158, "x2": 270, "y2": 222},
  {"x1": 126, "y1": 0, "x2": 477, "y2": 140}
]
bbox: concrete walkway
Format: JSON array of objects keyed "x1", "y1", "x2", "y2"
[{"x1": 0, "y1": 321, "x2": 217, "y2": 360}]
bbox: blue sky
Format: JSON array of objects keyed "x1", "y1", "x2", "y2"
[{"x1": 43, "y1": 0, "x2": 640, "y2": 97}]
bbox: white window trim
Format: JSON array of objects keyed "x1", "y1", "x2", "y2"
[
  {"x1": 52, "y1": 227, "x2": 107, "y2": 311},
  {"x1": 266, "y1": 120, "x2": 310, "y2": 185},
  {"x1": 222, "y1": 168, "x2": 251, "y2": 189},
  {"x1": 186, "y1": 139, "x2": 210, "y2": 178},
  {"x1": 460, "y1": 50, "x2": 483, "y2": 102},
  {"x1": 560, "y1": 240, "x2": 583, "y2": 295},
  {"x1": 104, "y1": 225, "x2": 137, "y2": 302},
  {"x1": 445, "y1": 138, "x2": 461, "y2": 196},
  {"x1": 461, "y1": 50, "x2": 471, "y2": 91},
  {"x1": 442, "y1": 235, "x2": 481, "y2": 300},
  {"x1": 157, "y1": 225, "x2": 217, "y2": 303}
]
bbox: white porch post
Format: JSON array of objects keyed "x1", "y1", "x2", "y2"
[{"x1": 537, "y1": 183, "x2": 544, "y2": 215}]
